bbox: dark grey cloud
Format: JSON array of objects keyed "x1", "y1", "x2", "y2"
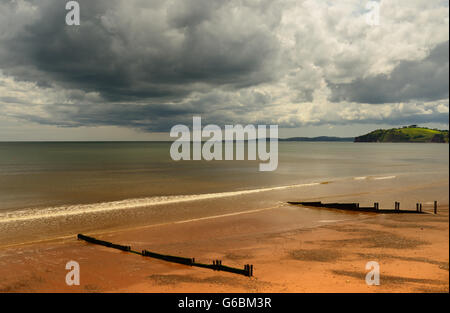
[
  {"x1": 9, "y1": 89, "x2": 278, "y2": 131},
  {"x1": 0, "y1": 0, "x2": 448, "y2": 134},
  {"x1": 1, "y1": 0, "x2": 282, "y2": 101},
  {"x1": 20, "y1": 102, "x2": 203, "y2": 131},
  {"x1": 328, "y1": 41, "x2": 449, "y2": 104}
]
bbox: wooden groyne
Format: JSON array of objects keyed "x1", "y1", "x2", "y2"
[
  {"x1": 77, "y1": 234, "x2": 132, "y2": 251},
  {"x1": 287, "y1": 201, "x2": 438, "y2": 214},
  {"x1": 288, "y1": 201, "x2": 378, "y2": 212},
  {"x1": 141, "y1": 249, "x2": 195, "y2": 266},
  {"x1": 77, "y1": 234, "x2": 253, "y2": 277}
]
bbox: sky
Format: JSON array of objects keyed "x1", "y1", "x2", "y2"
[{"x1": 0, "y1": 0, "x2": 448, "y2": 141}]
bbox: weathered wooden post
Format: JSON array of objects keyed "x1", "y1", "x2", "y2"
[
  {"x1": 420, "y1": 203, "x2": 422, "y2": 213},
  {"x1": 434, "y1": 201, "x2": 438, "y2": 214},
  {"x1": 250, "y1": 265, "x2": 253, "y2": 277},
  {"x1": 416, "y1": 203, "x2": 419, "y2": 212}
]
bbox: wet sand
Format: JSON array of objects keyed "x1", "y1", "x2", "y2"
[
  {"x1": 0, "y1": 202, "x2": 448, "y2": 293},
  {"x1": 1, "y1": 142, "x2": 448, "y2": 292}
]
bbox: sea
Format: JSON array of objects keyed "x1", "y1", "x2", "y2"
[{"x1": 0, "y1": 142, "x2": 448, "y2": 245}]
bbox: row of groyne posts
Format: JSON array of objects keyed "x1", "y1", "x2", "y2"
[
  {"x1": 77, "y1": 234, "x2": 253, "y2": 277},
  {"x1": 362, "y1": 201, "x2": 437, "y2": 213},
  {"x1": 385, "y1": 200, "x2": 438, "y2": 213},
  {"x1": 290, "y1": 200, "x2": 439, "y2": 213}
]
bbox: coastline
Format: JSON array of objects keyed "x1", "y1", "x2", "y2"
[{"x1": 0, "y1": 201, "x2": 448, "y2": 293}]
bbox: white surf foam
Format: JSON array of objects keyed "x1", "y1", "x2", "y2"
[
  {"x1": 354, "y1": 175, "x2": 396, "y2": 181},
  {"x1": 0, "y1": 182, "x2": 320, "y2": 223},
  {"x1": 373, "y1": 175, "x2": 396, "y2": 180}
]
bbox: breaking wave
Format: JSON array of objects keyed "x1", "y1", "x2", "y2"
[{"x1": 0, "y1": 182, "x2": 320, "y2": 223}]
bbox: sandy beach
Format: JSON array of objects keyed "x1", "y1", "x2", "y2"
[
  {"x1": 0, "y1": 199, "x2": 448, "y2": 293},
  {"x1": 1, "y1": 0, "x2": 449, "y2": 297}
]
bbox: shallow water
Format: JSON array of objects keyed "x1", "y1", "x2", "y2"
[{"x1": 0, "y1": 142, "x2": 448, "y2": 245}]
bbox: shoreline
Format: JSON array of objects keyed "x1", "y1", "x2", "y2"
[
  {"x1": 0, "y1": 202, "x2": 448, "y2": 293},
  {"x1": 1, "y1": 173, "x2": 448, "y2": 247}
]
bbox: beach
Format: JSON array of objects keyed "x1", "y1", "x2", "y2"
[
  {"x1": 1, "y1": 0, "x2": 449, "y2": 297},
  {"x1": 0, "y1": 178, "x2": 448, "y2": 293},
  {"x1": 0, "y1": 142, "x2": 448, "y2": 293}
]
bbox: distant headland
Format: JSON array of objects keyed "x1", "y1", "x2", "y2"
[
  {"x1": 279, "y1": 136, "x2": 353, "y2": 142},
  {"x1": 279, "y1": 125, "x2": 449, "y2": 143},
  {"x1": 354, "y1": 125, "x2": 449, "y2": 143}
]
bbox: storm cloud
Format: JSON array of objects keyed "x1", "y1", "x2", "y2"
[
  {"x1": 2, "y1": 0, "x2": 282, "y2": 98},
  {"x1": 0, "y1": 0, "x2": 448, "y2": 134}
]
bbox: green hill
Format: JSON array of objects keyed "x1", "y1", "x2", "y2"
[{"x1": 355, "y1": 126, "x2": 449, "y2": 143}]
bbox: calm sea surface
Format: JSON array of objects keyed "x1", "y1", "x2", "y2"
[
  {"x1": 0, "y1": 141, "x2": 448, "y2": 211},
  {"x1": 0, "y1": 142, "x2": 448, "y2": 245}
]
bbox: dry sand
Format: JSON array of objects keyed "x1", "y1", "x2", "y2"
[{"x1": 0, "y1": 203, "x2": 448, "y2": 293}]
